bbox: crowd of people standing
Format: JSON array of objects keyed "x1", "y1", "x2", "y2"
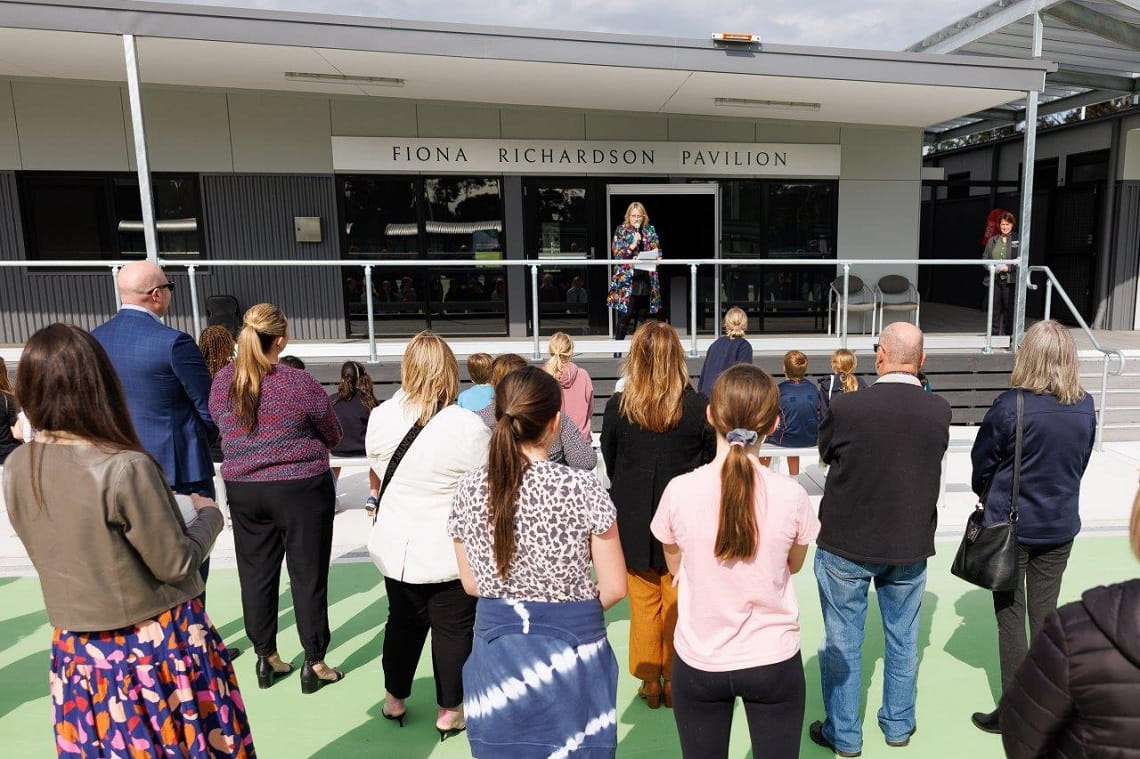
[{"x1": 1, "y1": 257, "x2": 1138, "y2": 758}]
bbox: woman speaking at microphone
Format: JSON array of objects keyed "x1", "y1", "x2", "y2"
[{"x1": 608, "y1": 202, "x2": 662, "y2": 349}]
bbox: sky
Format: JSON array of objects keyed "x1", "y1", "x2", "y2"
[{"x1": 154, "y1": 0, "x2": 990, "y2": 51}]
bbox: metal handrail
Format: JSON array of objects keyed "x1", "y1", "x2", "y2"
[
  {"x1": 1028, "y1": 266, "x2": 1125, "y2": 451},
  {"x1": 1, "y1": 256, "x2": 1018, "y2": 361}
]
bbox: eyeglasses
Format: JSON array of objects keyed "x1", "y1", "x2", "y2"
[
  {"x1": 151, "y1": 282, "x2": 175, "y2": 293},
  {"x1": 872, "y1": 343, "x2": 881, "y2": 353}
]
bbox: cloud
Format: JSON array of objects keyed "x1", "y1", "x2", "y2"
[{"x1": 154, "y1": 0, "x2": 990, "y2": 51}]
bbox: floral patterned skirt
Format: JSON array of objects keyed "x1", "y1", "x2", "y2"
[{"x1": 50, "y1": 599, "x2": 255, "y2": 758}]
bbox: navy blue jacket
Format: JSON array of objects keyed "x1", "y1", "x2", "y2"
[
  {"x1": 92, "y1": 309, "x2": 217, "y2": 488},
  {"x1": 697, "y1": 336, "x2": 753, "y2": 396},
  {"x1": 772, "y1": 379, "x2": 821, "y2": 447},
  {"x1": 971, "y1": 388, "x2": 1095, "y2": 546}
]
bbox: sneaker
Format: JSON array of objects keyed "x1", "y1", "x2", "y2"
[
  {"x1": 809, "y1": 720, "x2": 861, "y2": 758},
  {"x1": 364, "y1": 495, "x2": 379, "y2": 516}
]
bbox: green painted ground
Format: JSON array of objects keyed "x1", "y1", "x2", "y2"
[{"x1": 1, "y1": 538, "x2": 1136, "y2": 758}]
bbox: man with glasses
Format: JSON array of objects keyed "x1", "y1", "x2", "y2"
[
  {"x1": 808, "y1": 323, "x2": 950, "y2": 757},
  {"x1": 92, "y1": 263, "x2": 229, "y2": 637}
]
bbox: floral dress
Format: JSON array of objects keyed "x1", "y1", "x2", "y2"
[{"x1": 607, "y1": 224, "x2": 661, "y2": 314}]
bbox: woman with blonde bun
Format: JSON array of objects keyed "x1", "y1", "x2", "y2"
[
  {"x1": 209, "y1": 303, "x2": 344, "y2": 694},
  {"x1": 545, "y1": 332, "x2": 595, "y2": 440}
]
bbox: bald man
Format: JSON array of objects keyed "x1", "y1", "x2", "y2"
[
  {"x1": 808, "y1": 322, "x2": 951, "y2": 757},
  {"x1": 92, "y1": 262, "x2": 222, "y2": 592}
]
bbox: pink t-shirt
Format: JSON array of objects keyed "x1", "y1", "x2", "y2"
[{"x1": 651, "y1": 460, "x2": 820, "y2": 672}]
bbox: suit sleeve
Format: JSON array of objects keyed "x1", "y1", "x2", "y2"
[
  {"x1": 1000, "y1": 610, "x2": 1074, "y2": 759},
  {"x1": 970, "y1": 395, "x2": 1011, "y2": 496},
  {"x1": 171, "y1": 333, "x2": 218, "y2": 441},
  {"x1": 113, "y1": 456, "x2": 223, "y2": 584}
]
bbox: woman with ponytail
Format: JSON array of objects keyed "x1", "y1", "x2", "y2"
[
  {"x1": 328, "y1": 360, "x2": 381, "y2": 512},
  {"x1": 209, "y1": 303, "x2": 345, "y2": 694},
  {"x1": 544, "y1": 332, "x2": 595, "y2": 440},
  {"x1": 651, "y1": 364, "x2": 820, "y2": 758},
  {"x1": 449, "y1": 366, "x2": 626, "y2": 757}
]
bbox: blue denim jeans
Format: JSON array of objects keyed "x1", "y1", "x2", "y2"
[{"x1": 814, "y1": 548, "x2": 927, "y2": 754}]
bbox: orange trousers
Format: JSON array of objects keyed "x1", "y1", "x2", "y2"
[{"x1": 626, "y1": 568, "x2": 678, "y2": 682}]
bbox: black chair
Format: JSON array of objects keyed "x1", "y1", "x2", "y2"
[{"x1": 205, "y1": 295, "x2": 241, "y2": 337}]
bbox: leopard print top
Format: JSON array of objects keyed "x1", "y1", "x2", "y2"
[{"x1": 448, "y1": 460, "x2": 616, "y2": 602}]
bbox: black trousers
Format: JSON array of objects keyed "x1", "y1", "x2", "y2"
[
  {"x1": 226, "y1": 472, "x2": 336, "y2": 662},
  {"x1": 382, "y1": 577, "x2": 476, "y2": 708},
  {"x1": 992, "y1": 281, "x2": 1014, "y2": 337},
  {"x1": 993, "y1": 540, "x2": 1073, "y2": 692},
  {"x1": 672, "y1": 651, "x2": 805, "y2": 759}
]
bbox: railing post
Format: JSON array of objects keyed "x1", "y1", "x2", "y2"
[
  {"x1": 110, "y1": 265, "x2": 122, "y2": 308},
  {"x1": 1044, "y1": 278, "x2": 1053, "y2": 322},
  {"x1": 1097, "y1": 353, "x2": 1110, "y2": 451},
  {"x1": 364, "y1": 265, "x2": 377, "y2": 364},
  {"x1": 187, "y1": 264, "x2": 201, "y2": 338},
  {"x1": 689, "y1": 263, "x2": 699, "y2": 357},
  {"x1": 841, "y1": 263, "x2": 850, "y2": 349},
  {"x1": 530, "y1": 264, "x2": 541, "y2": 360},
  {"x1": 983, "y1": 263, "x2": 996, "y2": 354}
]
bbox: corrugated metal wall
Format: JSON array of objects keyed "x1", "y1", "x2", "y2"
[
  {"x1": 176, "y1": 174, "x2": 344, "y2": 339},
  {"x1": 0, "y1": 172, "x2": 346, "y2": 344},
  {"x1": 1107, "y1": 182, "x2": 1140, "y2": 330}
]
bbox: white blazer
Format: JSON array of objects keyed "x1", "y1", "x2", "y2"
[{"x1": 365, "y1": 390, "x2": 490, "y2": 584}]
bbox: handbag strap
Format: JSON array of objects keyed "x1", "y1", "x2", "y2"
[
  {"x1": 373, "y1": 408, "x2": 435, "y2": 523},
  {"x1": 1009, "y1": 390, "x2": 1024, "y2": 522}
]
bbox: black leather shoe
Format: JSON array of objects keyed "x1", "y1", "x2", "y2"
[
  {"x1": 971, "y1": 709, "x2": 1001, "y2": 734},
  {"x1": 809, "y1": 720, "x2": 861, "y2": 757},
  {"x1": 300, "y1": 660, "x2": 345, "y2": 694},
  {"x1": 255, "y1": 653, "x2": 294, "y2": 689},
  {"x1": 228, "y1": 646, "x2": 243, "y2": 661}
]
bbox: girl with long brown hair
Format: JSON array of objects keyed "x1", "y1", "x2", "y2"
[
  {"x1": 651, "y1": 364, "x2": 820, "y2": 758},
  {"x1": 4, "y1": 324, "x2": 255, "y2": 757},
  {"x1": 328, "y1": 360, "x2": 381, "y2": 513},
  {"x1": 449, "y1": 366, "x2": 626, "y2": 757},
  {"x1": 208, "y1": 303, "x2": 344, "y2": 694},
  {"x1": 600, "y1": 320, "x2": 715, "y2": 709}
]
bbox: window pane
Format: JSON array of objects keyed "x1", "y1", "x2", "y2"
[
  {"x1": 534, "y1": 185, "x2": 589, "y2": 336},
  {"x1": 114, "y1": 175, "x2": 204, "y2": 259},
  {"x1": 423, "y1": 177, "x2": 506, "y2": 336},
  {"x1": 21, "y1": 176, "x2": 113, "y2": 261}
]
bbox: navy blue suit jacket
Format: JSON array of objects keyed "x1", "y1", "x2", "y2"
[{"x1": 92, "y1": 309, "x2": 217, "y2": 487}]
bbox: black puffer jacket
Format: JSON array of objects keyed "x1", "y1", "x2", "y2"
[{"x1": 1001, "y1": 579, "x2": 1140, "y2": 758}]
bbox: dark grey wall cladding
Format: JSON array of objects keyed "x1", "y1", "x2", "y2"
[
  {"x1": 1106, "y1": 182, "x2": 1140, "y2": 331},
  {"x1": 0, "y1": 172, "x2": 346, "y2": 344},
  {"x1": 177, "y1": 174, "x2": 345, "y2": 339}
]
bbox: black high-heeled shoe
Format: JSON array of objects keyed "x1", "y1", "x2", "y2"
[
  {"x1": 436, "y1": 722, "x2": 466, "y2": 743},
  {"x1": 300, "y1": 660, "x2": 344, "y2": 694},
  {"x1": 255, "y1": 653, "x2": 294, "y2": 689},
  {"x1": 382, "y1": 708, "x2": 406, "y2": 727}
]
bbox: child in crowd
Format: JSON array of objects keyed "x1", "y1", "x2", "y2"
[
  {"x1": 819, "y1": 348, "x2": 865, "y2": 416},
  {"x1": 457, "y1": 352, "x2": 494, "y2": 411},
  {"x1": 279, "y1": 355, "x2": 306, "y2": 370},
  {"x1": 545, "y1": 332, "x2": 595, "y2": 440},
  {"x1": 329, "y1": 360, "x2": 382, "y2": 513},
  {"x1": 769, "y1": 350, "x2": 821, "y2": 476},
  {"x1": 698, "y1": 307, "x2": 753, "y2": 396}
]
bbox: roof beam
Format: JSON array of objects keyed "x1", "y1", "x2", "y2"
[
  {"x1": 1048, "y1": 67, "x2": 1138, "y2": 91},
  {"x1": 916, "y1": 0, "x2": 1068, "y2": 54},
  {"x1": 926, "y1": 88, "x2": 1128, "y2": 143},
  {"x1": 1044, "y1": 1, "x2": 1140, "y2": 51}
]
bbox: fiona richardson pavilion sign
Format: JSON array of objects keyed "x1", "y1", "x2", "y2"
[{"x1": 332, "y1": 137, "x2": 841, "y2": 177}]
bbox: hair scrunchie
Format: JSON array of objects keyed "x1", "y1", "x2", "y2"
[{"x1": 726, "y1": 428, "x2": 758, "y2": 447}]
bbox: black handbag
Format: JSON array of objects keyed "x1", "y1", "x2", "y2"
[{"x1": 951, "y1": 391, "x2": 1023, "y2": 592}]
